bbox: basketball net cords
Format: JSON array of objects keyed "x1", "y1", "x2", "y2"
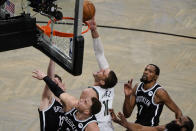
[{"x1": 51, "y1": 18, "x2": 73, "y2": 57}]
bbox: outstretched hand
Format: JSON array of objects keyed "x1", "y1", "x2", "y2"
[
  {"x1": 32, "y1": 70, "x2": 47, "y2": 80},
  {"x1": 117, "y1": 112, "x2": 129, "y2": 128},
  {"x1": 109, "y1": 109, "x2": 121, "y2": 124},
  {"x1": 109, "y1": 109, "x2": 129, "y2": 129},
  {"x1": 124, "y1": 79, "x2": 133, "y2": 96}
]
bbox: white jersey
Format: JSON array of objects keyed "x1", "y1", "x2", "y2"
[{"x1": 90, "y1": 86, "x2": 114, "y2": 131}]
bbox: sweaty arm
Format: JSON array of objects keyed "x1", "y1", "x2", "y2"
[
  {"x1": 123, "y1": 84, "x2": 137, "y2": 118},
  {"x1": 126, "y1": 122, "x2": 157, "y2": 131},
  {"x1": 123, "y1": 95, "x2": 136, "y2": 118},
  {"x1": 110, "y1": 110, "x2": 157, "y2": 131},
  {"x1": 156, "y1": 88, "x2": 183, "y2": 119},
  {"x1": 39, "y1": 60, "x2": 55, "y2": 110}
]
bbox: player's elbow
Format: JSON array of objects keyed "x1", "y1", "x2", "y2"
[{"x1": 123, "y1": 106, "x2": 132, "y2": 118}]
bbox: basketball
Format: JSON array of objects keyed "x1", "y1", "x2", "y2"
[{"x1": 83, "y1": 0, "x2": 95, "y2": 22}]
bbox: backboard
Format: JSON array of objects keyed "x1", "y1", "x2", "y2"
[
  {"x1": 0, "y1": 0, "x2": 85, "y2": 76},
  {"x1": 34, "y1": 0, "x2": 85, "y2": 76}
]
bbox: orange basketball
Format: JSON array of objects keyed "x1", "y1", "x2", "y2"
[{"x1": 83, "y1": 0, "x2": 95, "y2": 22}]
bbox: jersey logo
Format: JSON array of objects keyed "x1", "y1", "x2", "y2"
[
  {"x1": 78, "y1": 123, "x2": 83, "y2": 128},
  {"x1": 148, "y1": 91, "x2": 153, "y2": 96},
  {"x1": 136, "y1": 96, "x2": 151, "y2": 107},
  {"x1": 53, "y1": 106, "x2": 64, "y2": 113}
]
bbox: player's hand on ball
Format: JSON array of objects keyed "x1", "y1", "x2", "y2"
[{"x1": 83, "y1": 0, "x2": 95, "y2": 22}]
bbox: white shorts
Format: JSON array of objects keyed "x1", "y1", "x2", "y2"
[{"x1": 98, "y1": 121, "x2": 114, "y2": 131}]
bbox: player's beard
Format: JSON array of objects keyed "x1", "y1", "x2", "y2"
[
  {"x1": 165, "y1": 120, "x2": 181, "y2": 131},
  {"x1": 93, "y1": 74, "x2": 99, "y2": 83},
  {"x1": 140, "y1": 75, "x2": 153, "y2": 84}
]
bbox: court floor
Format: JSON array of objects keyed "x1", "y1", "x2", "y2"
[{"x1": 0, "y1": 0, "x2": 196, "y2": 130}]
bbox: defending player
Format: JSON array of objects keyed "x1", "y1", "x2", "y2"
[
  {"x1": 33, "y1": 70, "x2": 101, "y2": 131},
  {"x1": 123, "y1": 64, "x2": 183, "y2": 126},
  {"x1": 38, "y1": 59, "x2": 65, "y2": 131}
]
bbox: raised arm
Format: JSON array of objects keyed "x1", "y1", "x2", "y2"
[
  {"x1": 33, "y1": 70, "x2": 78, "y2": 112},
  {"x1": 123, "y1": 79, "x2": 137, "y2": 118},
  {"x1": 156, "y1": 88, "x2": 183, "y2": 119},
  {"x1": 89, "y1": 17, "x2": 109, "y2": 70},
  {"x1": 39, "y1": 59, "x2": 55, "y2": 110},
  {"x1": 110, "y1": 109, "x2": 158, "y2": 131}
]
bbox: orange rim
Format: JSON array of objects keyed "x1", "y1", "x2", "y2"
[{"x1": 36, "y1": 17, "x2": 90, "y2": 37}]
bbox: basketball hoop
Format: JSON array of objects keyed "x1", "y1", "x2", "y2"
[{"x1": 36, "y1": 17, "x2": 90, "y2": 37}]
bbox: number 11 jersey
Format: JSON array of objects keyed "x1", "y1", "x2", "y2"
[{"x1": 89, "y1": 86, "x2": 114, "y2": 128}]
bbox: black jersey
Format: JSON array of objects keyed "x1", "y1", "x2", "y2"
[
  {"x1": 38, "y1": 98, "x2": 64, "y2": 131},
  {"x1": 135, "y1": 83, "x2": 164, "y2": 126},
  {"x1": 58, "y1": 108, "x2": 97, "y2": 131}
]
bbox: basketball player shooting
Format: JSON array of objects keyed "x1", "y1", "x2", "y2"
[{"x1": 81, "y1": 17, "x2": 118, "y2": 131}]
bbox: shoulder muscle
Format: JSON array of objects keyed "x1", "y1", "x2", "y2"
[{"x1": 85, "y1": 122, "x2": 99, "y2": 131}]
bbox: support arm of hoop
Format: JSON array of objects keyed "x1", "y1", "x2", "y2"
[{"x1": 0, "y1": 15, "x2": 37, "y2": 52}]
